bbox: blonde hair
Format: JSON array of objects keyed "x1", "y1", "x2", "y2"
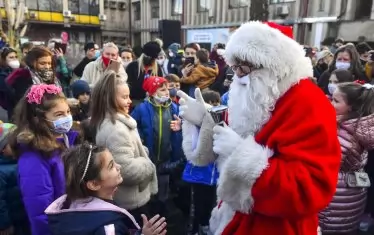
[
  {"x1": 103, "y1": 42, "x2": 119, "y2": 53},
  {"x1": 137, "y1": 54, "x2": 158, "y2": 78}
]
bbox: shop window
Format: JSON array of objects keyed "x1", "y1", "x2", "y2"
[
  {"x1": 79, "y1": 0, "x2": 90, "y2": 14},
  {"x1": 197, "y1": 0, "x2": 210, "y2": 12},
  {"x1": 134, "y1": 2, "x2": 141, "y2": 21},
  {"x1": 37, "y1": 0, "x2": 50, "y2": 10},
  {"x1": 90, "y1": 0, "x2": 99, "y2": 15},
  {"x1": 354, "y1": 0, "x2": 372, "y2": 20},
  {"x1": 25, "y1": 0, "x2": 38, "y2": 10},
  {"x1": 69, "y1": 0, "x2": 80, "y2": 14},
  {"x1": 50, "y1": 0, "x2": 63, "y2": 12},
  {"x1": 171, "y1": 0, "x2": 182, "y2": 15},
  {"x1": 229, "y1": 0, "x2": 248, "y2": 8}
]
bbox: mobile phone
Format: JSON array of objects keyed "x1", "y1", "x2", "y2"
[
  {"x1": 184, "y1": 57, "x2": 195, "y2": 65},
  {"x1": 208, "y1": 105, "x2": 228, "y2": 126},
  {"x1": 226, "y1": 73, "x2": 234, "y2": 81},
  {"x1": 370, "y1": 52, "x2": 374, "y2": 61},
  {"x1": 54, "y1": 42, "x2": 67, "y2": 54},
  {"x1": 107, "y1": 59, "x2": 122, "y2": 73}
]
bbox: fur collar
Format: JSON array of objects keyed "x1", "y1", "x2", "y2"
[{"x1": 116, "y1": 113, "x2": 137, "y2": 130}]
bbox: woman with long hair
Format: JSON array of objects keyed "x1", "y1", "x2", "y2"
[
  {"x1": 5, "y1": 46, "x2": 61, "y2": 120},
  {"x1": 318, "y1": 45, "x2": 368, "y2": 94},
  {"x1": 126, "y1": 40, "x2": 163, "y2": 108}
]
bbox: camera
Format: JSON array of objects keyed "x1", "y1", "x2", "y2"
[{"x1": 208, "y1": 105, "x2": 228, "y2": 126}]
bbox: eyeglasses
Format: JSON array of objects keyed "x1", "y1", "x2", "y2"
[{"x1": 231, "y1": 64, "x2": 259, "y2": 74}]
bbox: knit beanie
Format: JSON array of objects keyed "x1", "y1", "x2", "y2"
[
  {"x1": 168, "y1": 43, "x2": 181, "y2": 55},
  {"x1": 142, "y1": 76, "x2": 168, "y2": 96},
  {"x1": 0, "y1": 123, "x2": 15, "y2": 151},
  {"x1": 71, "y1": 80, "x2": 90, "y2": 99},
  {"x1": 142, "y1": 41, "x2": 161, "y2": 59}
]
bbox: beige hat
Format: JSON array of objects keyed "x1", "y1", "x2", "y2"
[{"x1": 316, "y1": 50, "x2": 333, "y2": 62}]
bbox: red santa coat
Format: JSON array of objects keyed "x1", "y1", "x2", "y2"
[{"x1": 212, "y1": 79, "x2": 341, "y2": 235}]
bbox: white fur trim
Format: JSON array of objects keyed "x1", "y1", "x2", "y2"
[
  {"x1": 209, "y1": 202, "x2": 236, "y2": 235},
  {"x1": 317, "y1": 226, "x2": 321, "y2": 235},
  {"x1": 104, "y1": 224, "x2": 115, "y2": 235},
  {"x1": 217, "y1": 135, "x2": 273, "y2": 213},
  {"x1": 225, "y1": 21, "x2": 313, "y2": 92},
  {"x1": 181, "y1": 114, "x2": 216, "y2": 166}
]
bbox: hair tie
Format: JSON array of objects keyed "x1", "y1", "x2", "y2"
[
  {"x1": 26, "y1": 84, "x2": 62, "y2": 104},
  {"x1": 80, "y1": 145, "x2": 93, "y2": 182},
  {"x1": 362, "y1": 83, "x2": 374, "y2": 90},
  {"x1": 354, "y1": 80, "x2": 366, "y2": 85}
]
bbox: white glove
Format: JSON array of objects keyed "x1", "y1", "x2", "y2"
[
  {"x1": 177, "y1": 88, "x2": 211, "y2": 126},
  {"x1": 213, "y1": 124, "x2": 243, "y2": 159}
]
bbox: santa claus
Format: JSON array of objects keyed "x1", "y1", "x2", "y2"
[{"x1": 177, "y1": 21, "x2": 341, "y2": 235}]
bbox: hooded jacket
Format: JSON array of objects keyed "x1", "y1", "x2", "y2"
[{"x1": 46, "y1": 195, "x2": 141, "y2": 235}]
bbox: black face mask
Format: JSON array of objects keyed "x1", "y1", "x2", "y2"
[
  {"x1": 319, "y1": 63, "x2": 328, "y2": 71},
  {"x1": 143, "y1": 56, "x2": 154, "y2": 66}
]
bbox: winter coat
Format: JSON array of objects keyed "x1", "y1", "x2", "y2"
[
  {"x1": 319, "y1": 114, "x2": 374, "y2": 233},
  {"x1": 81, "y1": 57, "x2": 128, "y2": 88},
  {"x1": 221, "y1": 92, "x2": 229, "y2": 106},
  {"x1": 0, "y1": 66, "x2": 13, "y2": 110},
  {"x1": 95, "y1": 113, "x2": 158, "y2": 210},
  {"x1": 182, "y1": 161, "x2": 219, "y2": 186},
  {"x1": 46, "y1": 195, "x2": 141, "y2": 235},
  {"x1": 126, "y1": 60, "x2": 163, "y2": 101},
  {"x1": 180, "y1": 62, "x2": 219, "y2": 90},
  {"x1": 131, "y1": 99, "x2": 185, "y2": 173},
  {"x1": 18, "y1": 131, "x2": 79, "y2": 235},
  {"x1": 0, "y1": 155, "x2": 28, "y2": 232}
]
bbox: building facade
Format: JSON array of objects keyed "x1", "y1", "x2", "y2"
[{"x1": 102, "y1": 0, "x2": 130, "y2": 45}]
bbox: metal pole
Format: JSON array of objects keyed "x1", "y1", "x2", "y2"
[{"x1": 128, "y1": 0, "x2": 132, "y2": 46}]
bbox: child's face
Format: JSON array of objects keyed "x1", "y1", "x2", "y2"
[
  {"x1": 116, "y1": 84, "x2": 132, "y2": 114},
  {"x1": 155, "y1": 83, "x2": 170, "y2": 98},
  {"x1": 332, "y1": 89, "x2": 351, "y2": 116},
  {"x1": 167, "y1": 82, "x2": 180, "y2": 90},
  {"x1": 45, "y1": 99, "x2": 71, "y2": 122},
  {"x1": 87, "y1": 150, "x2": 122, "y2": 197},
  {"x1": 78, "y1": 93, "x2": 90, "y2": 105}
]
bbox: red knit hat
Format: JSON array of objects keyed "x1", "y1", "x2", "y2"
[
  {"x1": 142, "y1": 76, "x2": 168, "y2": 96},
  {"x1": 264, "y1": 22, "x2": 294, "y2": 39}
]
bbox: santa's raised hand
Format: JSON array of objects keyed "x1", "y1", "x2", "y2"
[{"x1": 177, "y1": 88, "x2": 211, "y2": 126}]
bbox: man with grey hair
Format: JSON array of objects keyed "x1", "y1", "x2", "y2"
[{"x1": 82, "y1": 42, "x2": 127, "y2": 87}]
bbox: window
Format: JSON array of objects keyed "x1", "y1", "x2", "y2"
[
  {"x1": 269, "y1": 0, "x2": 295, "y2": 4},
  {"x1": 134, "y1": 2, "x2": 141, "y2": 21},
  {"x1": 37, "y1": 0, "x2": 50, "y2": 10},
  {"x1": 171, "y1": 0, "x2": 182, "y2": 15},
  {"x1": 354, "y1": 0, "x2": 372, "y2": 20},
  {"x1": 79, "y1": 0, "x2": 90, "y2": 14},
  {"x1": 25, "y1": 0, "x2": 38, "y2": 10},
  {"x1": 69, "y1": 0, "x2": 79, "y2": 14},
  {"x1": 90, "y1": 0, "x2": 99, "y2": 15},
  {"x1": 229, "y1": 0, "x2": 248, "y2": 8},
  {"x1": 50, "y1": 0, "x2": 63, "y2": 12},
  {"x1": 318, "y1": 0, "x2": 324, "y2": 11},
  {"x1": 150, "y1": 0, "x2": 159, "y2": 18},
  {"x1": 197, "y1": 0, "x2": 211, "y2": 12}
]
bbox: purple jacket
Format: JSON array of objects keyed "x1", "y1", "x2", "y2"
[{"x1": 18, "y1": 131, "x2": 78, "y2": 235}]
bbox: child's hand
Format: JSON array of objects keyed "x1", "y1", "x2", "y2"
[
  {"x1": 141, "y1": 214, "x2": 167, "y2": 235},
  {"x1": 170, "y1": 114, "x2": 181, "y2": 131}
]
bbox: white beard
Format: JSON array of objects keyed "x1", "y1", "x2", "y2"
[{"x1": 228, "y1": 69, "x2": 281, "y2": 137}]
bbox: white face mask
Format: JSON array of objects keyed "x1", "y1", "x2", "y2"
[
  {"x1": 157, "y1": 59, "x2": 165, "y2": 65},
  {"x1": 328, "y1": 83, "x2": 337, "y2": 95},
  {"x1": 154, "y1": 95, "x2": 169, "y2": 103},
  {"x1": 122, "y1": 61, "x2": 131, "y2": 68},
  {"x1": 8, "y1": 60, "x2": 20, "y2": 69},
  {"x1": 169, "y1": 52, "x2": 174, "y2": 57},
  {"x1": 235, "y1": 74, "x2": 250, "y2": 85},
  {"x1": 335, "y1": 61, "x2": 350, "y2": 70}
]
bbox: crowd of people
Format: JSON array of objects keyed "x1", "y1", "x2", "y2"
[{"x1": 0, "y1": 21, "x2": 373, "y2": 235}]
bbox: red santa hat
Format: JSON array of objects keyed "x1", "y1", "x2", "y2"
[
  {"x1": 142, "y1": 76, "x2": 168, "y2": 96},
  {"x1": 264, "y1": 22, "x2": 293, "y2": 39}
]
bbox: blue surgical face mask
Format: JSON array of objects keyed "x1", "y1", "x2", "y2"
[
  {"x1": 94, "y1": 50, "x2": 101, "y2": 59},
  {"x1": 328, "y1": 83, "x2": 337, "y2": 95},
  {"x1": 49, "y1": 115, "x2": 73, "y2": 134},
  {"x1": 169, "y1": 88, "x2": 178, "y2": 97}
]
